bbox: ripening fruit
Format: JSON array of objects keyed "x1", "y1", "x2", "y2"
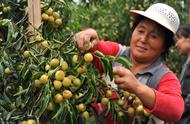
[
  {"x1": 50, "y1": 58, "x2": 59, "y2": 68},
  {"x1": 41, "y1": 13, "x2": 49, "y2": 21},
  {"x1": 45, "y1": 65, "x2": 50, "y2": 71},
  {"x1": 84, "y1": 42, "x2": 92, "y2": 51},
  {"x1": 55, "y1": 70, "x2": 65, "y2": 80},
  {"x1": 40, "y1": 40, "x2": 49, "y2": 48},
  {"x1": 35, "y1": 34, "x2": 43, "y2": 41},
  {"x1": 123, "y1": 91, "x2": 130, "y2": 98},
  {"x1": 82, "y1": 111, "x2": 89, "y2": 119},
  {"x1": 77, "y1": 66, "x2": 86, "y2": 74},
  {"x1": 143, "y1": 109, "x2": 151, "y2": 117},
  {"x1": 47, "y1": 102, "x2": 54, "y2": 111},
  {"x1": 26, "y1": 119, "x2": 36, "y2": 124},
  {"x1": 53, "y1": 80, "x2": 62, "y2": 90},
  {"x1": 39, "y1": 74, "x2": 49, "y2": 84},
  {"x1": 34, "y1": 79, "x2": 41, "y2": 88},
  {"x1": 55, "y1": 19, "x2": 62, "y2": 26},
  {"x1": 62, "y1": 77, "x2": 72, "y2": 87},
  {"x1": 61, "y1": 61, "x2": 68, "y2": 71},
  {"x1": 65, "y1": 27, "x2": 70, "y2": 31},
  {"x1": 62, "y1": 90, "x2": 73, "y2": 99},
  {"x1": 19, "y1": 120, "x2": 27, "y2": 124},
  {"x1": 52, "y1": 12, "x2": 60, "y2": 19},
  {"x1": 127, "y1": 107, "x2": 135, "y2": 117},
  {"x1": 4, "y1": 67, "x2": 12, "y2": 75},
  {"x1": 135, "y1": 105, "x2": 143, "y2": 115},
  {"x1": 117, "y1": 111, "x2": 124, "y2": 117},
  {"x1": 10, "y1": 102, "x2": 16, "y2": 109},
  {"x1": 77, "y1": 103, "x2": 86, "y2": 112},
  {"x1": 23, "y1": 51, "x2": 30, "y2": 58},
  {"x1": 101, "y1": 97, "x2": 109, "y2": 105},
  {"x1": 84, "y1": 53, "x2": 93, "y2": 63},
  {"x1": 17, "y1": 64, "x2": 23, "y2": 71},
  {"x1": 3, "y1": 7, "x2": 9, "y2": 13},
  {"x1": 54, "y1": 93, "x2": 63, "y2": 103},
  {"x1": 48, "y1": 16, "x2": 55, "y2": 23},
  {"x1": 129, "y1": 93, "x2": 136, "y2": 99},
  {"x1": 132, "y1": 98, "x2": 142, "y2": 108},
  {"x1": 46, "y1": 7, "x2": 53, "y2": 15},
  {"x1": 106, "y1": 90, "x2": 112, "y2": 98},
  {"x1": 5, "y1": 85, "x2": 12, "y2": 93},
  {"x1": 73, "y1": 78, "x2": 81, "y2": 87},
  {"x1": 72, "y1": 55, "x2": 79, "y2": 64},
  {"x1": 117, "y1": 99, "x2": 125, "y2": 106},
  {"x1": 67, "y1": 75, "x2": 76, "y2": 81},
  {"x1": 48, "y1": 70, "x2": 54, "y2": 77}
]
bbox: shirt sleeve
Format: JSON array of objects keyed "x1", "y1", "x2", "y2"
[
  {"x1": 91, "y1": 41, "x2": 120, "y2": 73},
  {"x1": 146, "y1": 72, "x2": 184, "y2": 122}
]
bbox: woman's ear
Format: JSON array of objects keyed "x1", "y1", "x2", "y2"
[{"x1": 187, "y1": 36, "x2": 190, "y2": 42}]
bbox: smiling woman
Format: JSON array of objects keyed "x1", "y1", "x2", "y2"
[
  {"x1": 75, "y1": 3, "x2": 184, "y2": 124},
  {"x1": 130, "y1": 18, "x2": 166, "y2": 64}
]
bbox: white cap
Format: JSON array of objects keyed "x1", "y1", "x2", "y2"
[{"x1": 130, "y1": 3, "x2": 180, "y2": 34}]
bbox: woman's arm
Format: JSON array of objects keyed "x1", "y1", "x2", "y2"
[
  {"x1": 113, "y1": 67, "x2": 184, "y2": 122},
  {"x1": 151, "y1": 72, "x2": 184, "y2": 122}
]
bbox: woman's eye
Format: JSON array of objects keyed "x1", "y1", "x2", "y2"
[
  {"x1": 138, "y1": 30, "x2": 144, "y2": 33},
  {"x1": 150, "y1": 35, "x2": 157, "y2": 39}
]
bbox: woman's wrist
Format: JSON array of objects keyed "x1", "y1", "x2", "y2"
[{"x1": 134, "y1": 82, "x2": 156, "y2": 109}]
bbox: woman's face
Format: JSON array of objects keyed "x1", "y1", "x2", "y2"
[
  {"x1": 175, "y1": 36, "x2": 190, "y2": 56},
  {"x1": 130, "y1": 18, "x2": 166, "y2": 63}
]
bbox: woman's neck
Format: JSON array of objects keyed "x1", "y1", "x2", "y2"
[{"x1": 130, "y1": 59, "x2": 153, "y2": 75}]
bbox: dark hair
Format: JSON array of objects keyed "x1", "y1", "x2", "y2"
[
  {"x1": 176, "y1": 24, "x2": 190, "y2": 38},
  {"x1": 131, "y1": 15, "x2": 175, "y2": 60}
]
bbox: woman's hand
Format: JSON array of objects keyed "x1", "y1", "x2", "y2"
[
  {"x1": 113, "y1": 66, "x2": 155, "y2": 109},
  {"x1": 113, "y1": 66, "x2": 140, "y2": 93},
  {"x1": 75, "y1": 28, "x2": 99, "y2": 53}
]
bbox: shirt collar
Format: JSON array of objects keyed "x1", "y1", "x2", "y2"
[
  {"x1": 136, "y1": 58, "x2": 163, "y2": 75},
  {"x1": 120, "y1": 46, "x2": 163, "y2": 75}
]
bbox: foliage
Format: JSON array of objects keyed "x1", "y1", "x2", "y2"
[{"x1": 0, "y1": 0, "x2": 188, "y2": 123}]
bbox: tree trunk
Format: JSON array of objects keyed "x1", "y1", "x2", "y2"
[{"x1": 28, "y1": 0, "x2": 41, "y2": 33}]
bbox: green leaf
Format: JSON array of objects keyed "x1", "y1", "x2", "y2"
[
  {"x1": 35, "y1": 94, "x2": 50, "y2": 118},
  {"x1": 3, "y1": 91, "x2": 11, "y2": 104},
  {"x1": 105, "y1": 100, "x2": 111, "y2": 116},
  {"x1": 0, "y1": 63, "x2": 4, "y2": 78},
  {"x1": 94, "y1": 50, "x2": 105, "y2": 57},
  {"x1": 68, "y1": 104, "x2": 78, "y2": 124},
  {"x1": 108, "y1": 61, "x2": 113, "y2": 81},
  {"x1": 6, "y1": 109, "x2": 16, "y2": 121},
  {"x1": 105, "y1": 55, "x2": 115, "y2": 61},
  {"x1": 114, "y1": 56, "x2": 131, "y2": 69},
  {"x1": 32, "y1": 72, "x2": 44, "y2": 80},
  {"x1": 14, "y1": 88, "x2": 28, "y2": 96},
  {"x1": 100, "y1": 58, "x2": 109, "y2": 74},
  {"x1": 52, "y1": 103, "x2": 66, "y2": 119},
  {"x1": 77, "y1": 89, "x2": 93, "y2": 104},
  {"x1": 0, "y1": 19, "x2": 15, "y2": 45}
]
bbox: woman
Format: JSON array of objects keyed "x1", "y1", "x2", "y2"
[
  {"x1": 175, "y1": 24, "x2": 190, "y2": 124},
  {"x1": 75, "y1": 3, "x2": 184, "y2": 123}
]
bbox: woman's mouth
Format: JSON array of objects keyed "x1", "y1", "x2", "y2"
[{"x1": 136, "y1": 46, "x2": 147, "y2": 52}]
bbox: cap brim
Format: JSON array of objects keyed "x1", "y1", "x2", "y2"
[
  {"x1": 130, "y1": 10, "x2": 145, "y2": 18},
  {"x1": 129, "y1": 10, "x2": 174, "y2": 34}
]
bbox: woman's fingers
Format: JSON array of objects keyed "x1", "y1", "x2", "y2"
[
  {"x1": 75, "y1": 32, "x2": 90, "y2": 52},
  {"x1": 75, "y1": 29, "x2": 98, "y2": 53},
  {"x1": 113, "y1": 66, "x2": 129, "y2": 76},
  {"x1": 114, "y1": 76, "x2": 125, "y2": 84}
]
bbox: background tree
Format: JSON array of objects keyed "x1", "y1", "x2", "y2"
[{"x1": 0, "y1": 0, "x2": 188, "y2": 123}]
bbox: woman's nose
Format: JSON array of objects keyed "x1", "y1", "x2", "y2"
[{"x1": 139, "y1": 35, "x2": 148, "y2": 43}]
